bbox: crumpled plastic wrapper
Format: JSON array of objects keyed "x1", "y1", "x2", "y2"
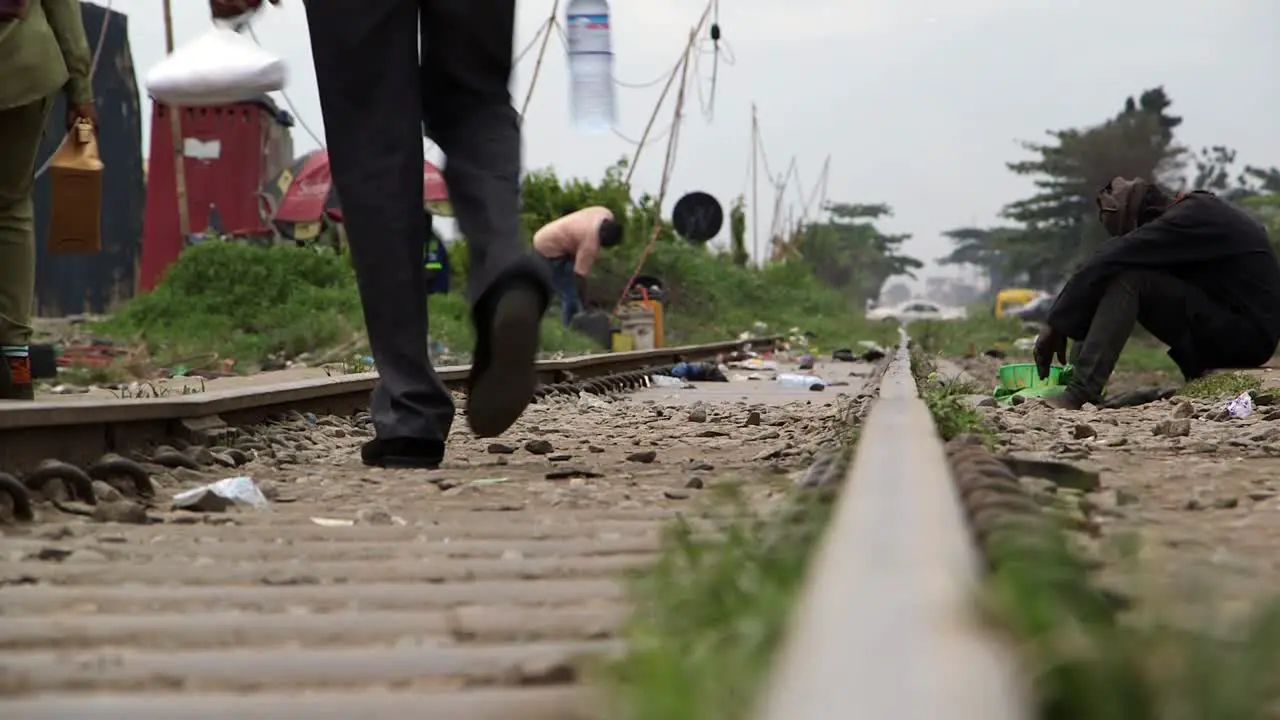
[
  {"x1": 1227, "y1": 391, "x2": 1255, "y2": 419},
  {"x1": 172, "y1": 476, "x2": 269, "y2": 512}
]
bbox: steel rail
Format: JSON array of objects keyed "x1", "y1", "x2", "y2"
[
  {"x1": 0, "y1": 337, "x2": 777, "y2": 474},
  {"x1": 757, "y1": 334, "x2": 1032, "y2": 720}
]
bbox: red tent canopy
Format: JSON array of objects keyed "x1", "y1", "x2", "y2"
[{"x1": 272, "y1": 149, "x2": 450, "y2": 224}]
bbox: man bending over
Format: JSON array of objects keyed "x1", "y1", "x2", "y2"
[
  {"x1": 1035, "y1": 177, "x2": 1280, "y2": 409},
  {"x1": 533, "y1": 206, "x2": 623, "y2": 326}
]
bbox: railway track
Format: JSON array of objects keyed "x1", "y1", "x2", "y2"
[
  {"x1": 0, "y1": 332, "x2": 1083, "y2": 718},
  {"x1": 0, "y1": 336, "x2": 884, "y2": 718}
]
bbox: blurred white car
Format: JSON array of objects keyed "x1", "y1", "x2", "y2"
[{"x1": 866, "y1": 300, "x2": 967, "y2": 323}]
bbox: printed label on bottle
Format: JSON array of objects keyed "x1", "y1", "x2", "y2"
[{"x1": 566, "y1": 13, "x2": 612, "y2": 54}]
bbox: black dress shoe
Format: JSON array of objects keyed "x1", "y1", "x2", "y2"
[
  {"x1": 360, "y1": 437, "x2": 445, "y2": 469},
  {"x1": 467, "y1": 279, "x2": 546, "y2": 438}
]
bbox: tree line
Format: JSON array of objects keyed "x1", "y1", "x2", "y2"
[{"x1": 940, "y1": 87, "x2": 1280, "y2": 292}]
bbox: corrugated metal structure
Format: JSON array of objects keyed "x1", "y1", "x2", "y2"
[
  {"x1": 141, "y1": 98, "x2": 295, "y2": 291},
  {"x1": 31, "y1": 2, "x2": 144, "y2": 317}
]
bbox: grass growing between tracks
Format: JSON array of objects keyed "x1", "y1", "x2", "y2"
[
  {"x1": 604, "y1": 486, "x2": 836, "y2": 720},
  {"x1": 909, "y1": 347, "x2": 992, "y2": 443},
  {"x1": 911, "y1": 347, "x2": 1280, "y2": 719}
]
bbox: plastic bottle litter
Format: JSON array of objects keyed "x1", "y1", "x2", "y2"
[
  {"x1": 777, "y1": 373, "x2": 826, "y2": 391},
  {"x1": 564, "y1": 0, "x2": 616, "y2": 133},
  {"x1": 1227, "y1": 391, "x2": 1255, "y2": 419},
  {"x1": 649, "y1": 374, "x2": 686, "y2": 388}
]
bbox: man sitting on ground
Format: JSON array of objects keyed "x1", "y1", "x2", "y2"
[
  {"x1": 532, "y1": 206, "x2": 623, "y2": 326},
  {"x1": 1035, "y1": 177, "x2": 1280, "y2": 409}
]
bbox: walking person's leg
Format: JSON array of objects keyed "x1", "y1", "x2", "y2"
[
  {"x1": 0, "y1": 98, "x2": 52, "y2": 401},
  {"x1": 304, "y1": 0, "x2": 454, "y2": 466},
  {"x1": 421, "y1": 0, "x2": 553, "y2": 437}
]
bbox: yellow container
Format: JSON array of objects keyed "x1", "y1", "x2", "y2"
[{"x1": 994, "y1": 288, "x2": 1038, "y2": 318}]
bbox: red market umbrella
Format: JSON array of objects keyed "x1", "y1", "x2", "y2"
[{"x1": 264, "y1": 149, "x2": 450, "y2": 240}]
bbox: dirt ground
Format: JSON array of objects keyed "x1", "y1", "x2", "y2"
[
  {"x1": 0, "y1": 360, "x2": 870, "y2": 716},
  {"x1": 957, "y1": 356, "x2": 1280, "y2": 618}
]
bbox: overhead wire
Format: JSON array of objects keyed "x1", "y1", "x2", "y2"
[
  {"x1": 611, "y1": 22, "x2": 700, "y2": 318},
  {"x1": 252, "y1": 13, "x2": 554, "y2": 151},
  {"x1": 246, "y1": 25, "x2": 325, "y2": 149},
  {"x1": 518, "y1": 0, "x2": 561, "y2": 125}
]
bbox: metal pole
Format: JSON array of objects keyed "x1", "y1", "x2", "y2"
[
  {"x1": 750, "y1": 103, "x2": 758, "y2": 265},
  {"x1": 162, "y1": 0, "x2": 192, "y2": 241}
]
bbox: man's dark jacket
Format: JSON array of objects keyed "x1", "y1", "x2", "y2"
[{"x1": 1048, "y1": 191, "x2": 1280, "y2": 361}]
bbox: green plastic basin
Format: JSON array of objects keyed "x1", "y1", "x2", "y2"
[{"x1": 997, "y1": 362, "x2": 1063, "y2": 391}]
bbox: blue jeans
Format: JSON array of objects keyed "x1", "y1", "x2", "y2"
[{"x1": 546, "y1": 255, "x2": 583, "y2": 326}]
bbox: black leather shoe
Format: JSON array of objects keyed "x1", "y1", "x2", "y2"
[
  {"x1": 360, "y1": 437, "x2": 445, "y2": 469},
  {"x1": 467, "y1": 279, "x2": 546, "y2": 438}
]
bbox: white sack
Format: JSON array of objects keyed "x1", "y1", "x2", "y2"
[{"x1": 146, "y1": 25, "x2": 287, "y2": 106}]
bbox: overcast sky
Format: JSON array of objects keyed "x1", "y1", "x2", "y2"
[{"x1": 104, "y1": 0, "x2": 1278, "y2": 283}]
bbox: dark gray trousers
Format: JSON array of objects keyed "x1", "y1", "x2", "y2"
[
  {"x1": 305, "y1": 0, "x2": 548, "y2": 441},
  {"x1": 1068, "y1": 270, "x2": 1272, "y2": 401}
]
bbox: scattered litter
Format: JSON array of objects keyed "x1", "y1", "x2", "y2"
[
  {"x1": 670, "y1": 361, "x2": 728, "y2": 382},
  {"x1": 172, "y1": 476, "x2": 269, "y2": 512},
  {"x1": 649, "y1": 374, "x2": 687, "y2": 388},
  {"x1": 310, "y1": 516, "x2": 355, "y2": 527},
  {"x1": 776, "y1": 373, "x2": 826, "y2": 391},
  {"x1": 577, "y1": 393, "x2": 610, "y2": 410},
  {"x1": 1013, "y1": 337, "x2": 1036, "y2": 351},
  {"x1": 468, "y1": 477, "x2": 510, "y2": 486},
  {"x1": 730, "y1": 358, "x2": 779, "y2": 372},
  {"x1": 1227, "y1": 391, "x2": 1255, "y2": 419},
  {"x1": 797, "y1": 354, "x2": 815, "y2": 370}
]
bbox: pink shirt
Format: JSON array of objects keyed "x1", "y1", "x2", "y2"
[{"x1": 532, "y1": 206, "x2": 613, "y2": 276}]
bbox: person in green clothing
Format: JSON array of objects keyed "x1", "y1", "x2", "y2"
[{"x1": 0, "y1": 0, "x2": 97, "y2": 400}]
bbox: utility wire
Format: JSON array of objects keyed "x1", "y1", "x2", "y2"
[
  {"x1": 611, "y1": 23, "x2": 699, "y2": 318},
  {"x1": 518, "y1": 0, "x2": 560, "y2": 126},
  {"x1": 247, "y1": 26, "x2": 325, "y2": 149}
]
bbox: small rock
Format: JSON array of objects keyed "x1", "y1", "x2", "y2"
[
  {"x1": 1072, "y1": 423, "x2": 1097, "y2": 440},
  {"x1": 525, "y1": 439, "x2": 554, "y2": 455},
  {"x1": 64, "y1": 549, "x2": 110, "y2": 563},
  {"x1": 1114, "y1": 489, "x2": 1140, "y2": 506},
  {"x1": 694, "y1": 429, "x2": 730, "y2": 438},
  {"x1": 93, "y1": 501, "x2": 150, "y2": 524},
  {"x1": 1152, "y1": 419, "x2": 1192, "y2": 437},
  {"x1": 587, "y1": 445, "x2": 605, "y2": 453},
  {"x1": 684, "y1": 477, "x2": 705, "y2": 489},
  {"x1": 91, "y1": 481, "x2": 123, "y2": 503},
  {"x1": 172, "y1": 467, "x2": 208, "y2": 484},
  {"x1": 626, "y1": 451, "x2": 658, "y2": 464},
  {"x1": 744, "y1": 411, "x2": 762, "y2": 427},
  {"x1": 546, "y1": 468, "x2": 604, "y2": 480},
  {"x1": 487, "y1": 443, "x2": 517, "y2": 455},
  {"x1": 663, "y1": 490, "x2": 690, "y2": 500},
  {"x1": 688, "y1": 408, "x2": 708, "y2": 423},
  {"x1": 1171, "y1": 402, "x2": 1194, "y2": 419},
  {"x1": 356, "y1": 508, "x2": 395, "y2": 526},
  {"x1": 1248, "y1": 491, "x2": 1276, "y2": 502},
  {"x1": 1213, "y1": 497, "x2": 1239, "y2": 509},
  {"x1": 548, "y1": 454, "x2": 573, "y2": 461}
]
